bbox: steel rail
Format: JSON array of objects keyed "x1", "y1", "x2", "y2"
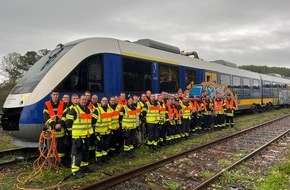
[
  {"x1": 78, "y1": 115, "x2": 290, "y2": 190},
  {"x1": 194, "y1": 124, "x2": 290, "y2": 189}
]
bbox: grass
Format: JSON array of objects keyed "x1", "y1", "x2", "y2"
[
  {"x1": 0, "y1": 108, "x2": 289, "y2": 189},
  {"x1": 253, "y1": 149, "x2": 290, "y2": 190}
]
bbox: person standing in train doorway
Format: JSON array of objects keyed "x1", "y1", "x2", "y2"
[
  {"x1": 43, "y1": 90, "x2": 67, "y2": 166},
  {"x1": 224, "y1": 94, "x2": 236, "y2": 127}
]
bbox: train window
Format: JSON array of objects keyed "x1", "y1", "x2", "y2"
[
  {"x1": 242, "y1": 78, "x2": 250, "y2": 96},
  {"x1": 220, "y1": 74, "x2": 231, "y2": 87},
  {"x1": 282, "y1": 84, "x2": 287, "y2": 89},
  {"x1": 122, "y1": 58, "x2": 152, "y2": 92},
  {"x1": 60, "y1": 54, "x2": 104, "y2": 92},
  {"x1": 253, "y1": 79, "x2": 260, "y2": 96},
  {"x1": 159, "y1": 64, "x2": 179, "y2": 93},
  {"x1": 264, "y1": 81, "x2": 271, "y2": 94},
  {"x1": 232, "y1": 76, "x2": 241, "y2": 95},
  {"x1": 185, "y1": 68, "x2": 197, "y2": 86}
]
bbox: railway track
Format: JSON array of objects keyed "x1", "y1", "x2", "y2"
[
  {"x1": 0, "y1": 147, "x2": 38, "y2": 167},
  {"x1": 77, "y1": 114, "x2": 290, "y2": 190}
]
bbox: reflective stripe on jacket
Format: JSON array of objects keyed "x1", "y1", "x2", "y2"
[
  {"x1": 122, "y1": 105, "x2": 137, "y2": 129},
  {"x1": 95, "y1": 106, "x2": 112, "y2": 134},
  {"x1": 71, "y1": 105, "x2": 93, "y2": 138}
]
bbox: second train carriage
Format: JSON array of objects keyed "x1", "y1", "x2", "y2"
[{"x1": 1, "y1": 37, "x2": 290, "y2": 147}]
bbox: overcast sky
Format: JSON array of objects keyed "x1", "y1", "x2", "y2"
[{"x1": 0, "y1": 0, "x2": 290, "y2": 82}]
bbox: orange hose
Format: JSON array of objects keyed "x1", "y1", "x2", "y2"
[{"x1": 17, "y1": 130, "x2": 63, "y2": 190}]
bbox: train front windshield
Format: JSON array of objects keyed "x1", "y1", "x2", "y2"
[{"x1": 10, "y1": 45, "x2": 74, "y2": 94}]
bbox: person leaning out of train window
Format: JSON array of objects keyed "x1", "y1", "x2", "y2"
[
  {"x1": 93, "y1": 97, "x2": 113, "y2": 165},
  {"x1": 43, "y1": 89, "x2": 67, "y2": 166},
  {"x1": 224, "y1": 93, "x2": 236, "y2": 128},
  {"x1": 120, "y1": 96, "x2": 137, "y2": 158},
  {"x1": 65, "y1": 95, "x2": 94, "y2": 178}
]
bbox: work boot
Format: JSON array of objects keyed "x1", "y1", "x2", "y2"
[
  {"x1": 95, "y1": 157, "x2": 104, "y2": 166},
  {"x1": 153, "y1": 145, "x2": 160, "y2": 151},
  {"x1": 72, "y1": 171, "x2": 84, "y2": 179},
  {"x1": 102, "y1": 156, "x2": 109, "y2": 164},
  {"x1": 81, "y1": 166, "x2": 94, "y2": 173},
  {"x1": 149, "y1": 145, "x2": 154, "y2": 153}
]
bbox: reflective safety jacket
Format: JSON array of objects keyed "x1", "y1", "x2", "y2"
[
  {"x1": 109, "y1": 104, "x2": 121, "y2": 130},
  {"x1": 166, "y1": 104, "x2": 179, "y2": 125},
  {"x1": 69, "y1": 105, "x2": 93, "y2": 138},
  {"x1": 201, "y1": 99, "x2": 213, "y2": 115},
  {"x1": 159, "y1": 101, "x2": 167, "y2": 124},
  {"x1": 142, "y1": 101, "x2": 160, "y2": 124},
  {"x1": 43, "y1": 100, "x2": 65, "y2": 137},
  {"x1": 224, "y1": 99, "x2": 236, "y2": 116},
  {"x1": 121, "y1": 105, "x2": 137, "y2": 129},
  {"x1": 190, "y1": 100, "x2": 201, "y2": 113},
  {"x1": 94, "y1": 106, "x2": 112, "y2": 134},
  {"x1": 181, "y1": 102, "x2": 192, "y2": 119},
  {"x1": 214, "y1": 99, "x2": 224, "y2": 114}
]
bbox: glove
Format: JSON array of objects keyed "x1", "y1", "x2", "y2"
[{"x1": 43, "y1": 125, "x2": 48, "y2": 131}]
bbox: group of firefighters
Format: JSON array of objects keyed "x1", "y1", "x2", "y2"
[{"x1": 43, "y1": 89, "x2": 236, "y2": 178}]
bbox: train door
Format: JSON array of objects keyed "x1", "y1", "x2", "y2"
[{"x1": 205, "y1": 71, "x2": 217, "y2": 83}]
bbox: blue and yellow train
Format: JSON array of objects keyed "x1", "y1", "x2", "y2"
[{"x1": 1, "y1": 37, "x2": 290, "y2": 147}]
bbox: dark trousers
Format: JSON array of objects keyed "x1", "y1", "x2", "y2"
[
  {"x1": 57, "y1": 136, "x2": 65, "y2": 158},
  {"x1": 182, "y1": 119, "x2": 190, "y2": 136},
  {"x1": 110, "y1": 129, "x2": 122, "y2": 153},
  {"x1": 71, "y1": 137, "x2": 89, "y2": 173},
  {"x1": 159, "y1": 124, "x2": 167, "y2": 142},
  {"x1": 147, "y1": 123, "x2": 160, "y2": 146},
  {"x1": 95, "y1": 133, "x2": 111, "y2": 158},
  {"x1": 123, "y1": 128, "x2": 136, "y2": 151},
  {"x1": 203, "y1": 115, "x2": 212, "y2": 130},
  {"x1": 225, "y1": 116, "x2": 234, "y2": 127},
  {"x1": 215, "y1": 114, "x2": 225, "y2": 128}
]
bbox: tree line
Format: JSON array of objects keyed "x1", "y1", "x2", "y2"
[{"x1": 239, "y1": 65, "x2": 290, "y2": 78}]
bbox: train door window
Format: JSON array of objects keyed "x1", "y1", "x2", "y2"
[
  {"x1": 220, "y1": 74, "x2": 231, "y2": 87},
  {"x1": 282, "y1": 84, "x2": 287, "y2": 89},
  {"x1": 122, "y1": 58, "x2": 152, "y2": 92},
  {"x1": 205, "y1": 72, "x2": 217, "y2": 83},
  {"x1": 159, "y1": 64, "x2": 179, "y2": 93},
  {"x1": 272, "y1": 82, "x2": 278, "y2": 96},
  {"x1": 185, "y1": 68, "x2": 197, "y2": 86},
  {"x1": 60, "y1": 54, "x2": 103, "y2": 92},
  {"x1": 253, "y1": 79, "x2": 260, "y2": 96},
  {"x1": 232, "y1": 76, "x2": 241, "y2": 96},
  {"x1": 264, "y1": 81, "x2": 271, "y2": 95},
  {"x1": 242, "y1": 78, "x2": 250, "y2": 96}
]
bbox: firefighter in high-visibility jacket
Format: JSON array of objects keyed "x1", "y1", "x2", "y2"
[
  {"x1": 43, "y1": 90, "x2": 67, "y2": 165},
  {"x1": 141, "y1": 94, "x2": 161, "y2": 152},
  {"x1": 224, "y1": 94, "x2": 236, "y2": 127},
  {"x1": 181, "y1": 96, "x2": 192, "y2": 138},
  {"x1": 93, "y1": 97, "x2": 113, "y2": 165},
  {"x1": 108, "y1": 96, "x2": 122, "y2": 156},
  {"x1": 201, "y1": 95, "x2": 213, "y2": 131},
  {"x1": 158, "y1": 94, "x2": 167, "y2": 146},
  {"x1": 87, "y1": 94, "x2": 100, "y2": 159},
  {"x1": 66, "y1": 95, "x2": 94, "y2": 178},
  {"x1": 214, "y1": 94, "x2": 225, "y2": 129},
  {"x1": 120, "y1": 96, "x2": 137, "y2": 158},
  {"x1": 189, "y1": 96, "x2": 202, "y2": 133},
  {"x1": 165, "y1": 97, "x2": 178, "y2": 145}
]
